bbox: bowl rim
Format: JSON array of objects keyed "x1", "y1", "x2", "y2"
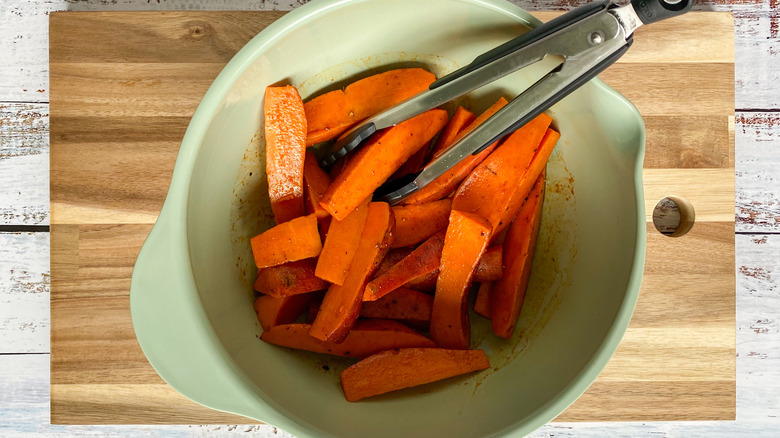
[{"x1": 130, "y1": 0, "x2": 647, "y2": 436}]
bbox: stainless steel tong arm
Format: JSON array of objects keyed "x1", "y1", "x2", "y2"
[
  {"x1": 377, "y1": 2, "x2": 640, "y2": 203},
  {"x1": 313, "y1": 0, "x2": 694, "y2": 204}
]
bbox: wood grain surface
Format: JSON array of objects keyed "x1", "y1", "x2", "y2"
[
  {"x1": 4, "y1": 0, "x2": 779, "y2": 230},
  {"x1": 2, "y1": 0, "x2": 778, "y2": 436},
  {"x1": 47, "y1": 10, "x2": 736, "y2": 425}
]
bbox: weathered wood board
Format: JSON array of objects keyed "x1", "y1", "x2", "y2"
[{"x1": 49, "y1": 11, "x2": 735, "y2": 424}]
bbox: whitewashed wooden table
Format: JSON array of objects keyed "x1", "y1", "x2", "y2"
[{"x1": 1, "y1": 0, "x2": 779, "y2": 436}]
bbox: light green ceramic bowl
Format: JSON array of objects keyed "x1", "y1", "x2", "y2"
[{"x1": 130, "y1": 0, "x2": 646, "y2": 436}]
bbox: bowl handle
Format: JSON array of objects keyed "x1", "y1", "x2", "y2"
[{"x1": 129, "y1": 211, "x2": 271, "y2": 422}]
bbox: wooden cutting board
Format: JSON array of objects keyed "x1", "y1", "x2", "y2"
[{"x1": 49, "y1": 11, "x2": 735, "y2": 424}]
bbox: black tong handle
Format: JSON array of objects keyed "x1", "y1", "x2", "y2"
[
  {"x1": 631, "y1": 0, "x2": 695, "y2": 25},
  {"x1": 431, "y1": 0, "x2": 694, "y2": 93}
]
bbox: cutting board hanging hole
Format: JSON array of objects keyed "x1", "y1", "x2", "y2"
[{"x1": 652, "y1": 196, "x2": 695, "y2": 237}]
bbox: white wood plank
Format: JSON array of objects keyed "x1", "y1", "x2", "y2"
[
  {"x1": 0, "y1": 1, "x2": 51, "y2": 103},
  {"x1": 0, "y1": 103, "x2": 49, "y2": 225},
  {"x1": 736, "y1": 112, "x2": 780, "y2": 232},
  {"x1": 533, "y1": 422, "x2": 780, "y2": 436},
  {"x1": 0, "y1": 354, "x2": 290, "y2": 437},
  {"x1": 0, "y1": 355, "x2": 51, "y2": 437},
  {"x1": 0, "y1": 103, "x2": 47, "y2": 159},
  {"x1": 735, "y1": 11, "x2": 780, "y2": 109},
  {"x1": 0, "y1": 232, "x2": 49, "y2": 354},
  {"x1": 735, "y1": 234, "x2": 780, "y2": 423},
  {"x1": 0, "y1": 152, "x2": 49, "y2": 225}
]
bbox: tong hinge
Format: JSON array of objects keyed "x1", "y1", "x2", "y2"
[{"x1": 609, "y1": 2, "x2": 644, "y2": 38}]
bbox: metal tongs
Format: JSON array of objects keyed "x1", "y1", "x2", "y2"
[{"x1": 317, "y1": 0, "x2": 694, "y2": 204}]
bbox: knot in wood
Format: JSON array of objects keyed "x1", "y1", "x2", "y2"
[{"x1": 186, "y1": 21, "x2": 213, "y2": 39}]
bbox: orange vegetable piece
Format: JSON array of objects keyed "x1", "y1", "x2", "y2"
[
  {"x1": 320, "y1": 109, "x2": 449, "y2": 220},
  {"x1": 493, "y1": 129, "x2": 559, "y2": 236},
  {"x1": 473, "y1": 282, "x2": 492, "y2": 318},
  {"x1": 391, "y1": 198, "x2": 452, "y2": 248},
  {"x1": 374, "y1": 248, "x2": 414, "y2": 278},
  {"x1": 310, "y1": 202, "x2": 395, "y2": 343},
  {"x1": 492, "y1": 227, "x2": 509, "y2": 245},
  {"x1": 390, "y1": 107, "x2": 474, "y2": 181},
  {"x1": 340, "y1": 347, "x2": 490, "y2": 402},
  {"x1": 390, "y1": 138, "x2": 431, "y2": 180},
  {"x1": 405, "y1": 270, "x2": 438, "y2": 292},
  {"x1": 304, "y1": 68, "x2": 436, "y2": 144},
  {"x1": 491, "y1": 171, "x2": 545, "y2": 338},
  {"x1": 452, "y1": 113, "x2": 552, "y2": 233},
  {"x1": 364, "y1": 231, "x2": 445, "y2": 301},
  {"x1": 360, "y1": 288, "x2": 434, "y2": 326},
  {"x1": 430, "y1": 211, "x2": 492, "y2": 349},
  {"x1": 379, "y1": 243, "x2": 501, "y2": 294},
  {"x1": 430, "y1": 106, "x2": 476, "y2": 157},
  {"x1": 376, "y1": 248, "x2": 438, "y2": 292},
  {"x1": 303, "y1": 150, "x2": 332, "y2": 220},
  {"x1": 308, "y1": 287, "x2": 433, "y2": 327},
  {"x1": 315, "y1": 197, "x2": 371, "y2": 285},
  {"x1": 474, "y1": 245, "x2": 503, "y2": 282},
  {"x1": 254, "y1": 292, "x2": 318, "y2": 332},
  {"x1": 305, "y1": 123, "x2": 352, "y2": 147},
  {"x1": 401, "y1": 98, "x2": 508, "y2": 205},
  {"x1": 250, "y1": 214, "x2": 322, "y2": 268},
  {"x1": 261, "y1": 319, "x2": 434, "y2": 358},
  {"x1": 264, "y1": 85, "x2": 307, "y2": 224},
  {"x1": 253, "y1": 258, "x2": 328, "y2": 297}
]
